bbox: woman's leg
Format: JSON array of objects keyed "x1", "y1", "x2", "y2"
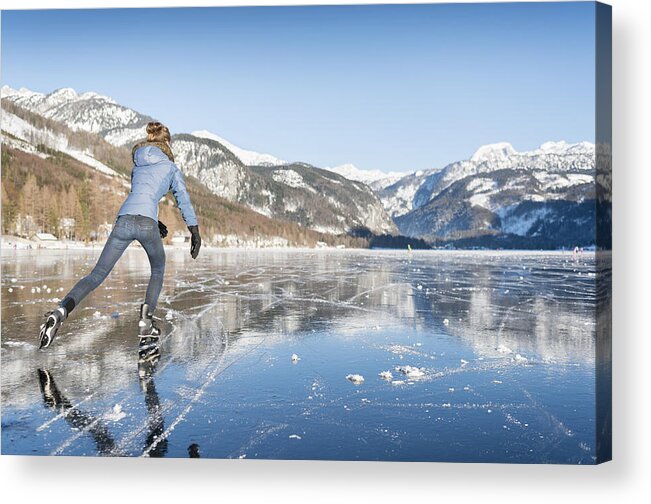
[
  {"x1": 136, "y1": 217, "x2": 166, "y2": 314},
  {"x1": 62, "y1": 218, "x2": 132, "y2": 311}
]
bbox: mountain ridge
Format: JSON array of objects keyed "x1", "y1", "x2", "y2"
[
  {"x1": 2, "y1": 84, "x2": 606, "y2": 248},
  {"x1": 1, "y1": 85, "x2": 397, "y2": 237}
]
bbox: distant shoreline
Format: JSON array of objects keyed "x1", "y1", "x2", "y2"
[{"x1": 0, "y1": 237, "x2": 599, "y2": 256}]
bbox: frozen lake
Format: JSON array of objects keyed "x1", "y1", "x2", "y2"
[{"x1": 1, "y1": 247, "x2": 606, "y2": 462}]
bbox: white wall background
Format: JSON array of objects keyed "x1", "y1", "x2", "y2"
[{"x1": 1, "y1": 1, "x2": 649, "y2": 502}]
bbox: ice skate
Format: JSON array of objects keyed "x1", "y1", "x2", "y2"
[{"x1": 38, "y1": 307, "x2": 67, "y2": 349}]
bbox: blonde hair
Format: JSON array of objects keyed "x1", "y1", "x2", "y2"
[{"x1": 146, "y1": 121, "x2": 171, "y2": 144}]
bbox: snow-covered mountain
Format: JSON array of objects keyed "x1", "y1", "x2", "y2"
[
  {"x1": 411, "y1": 141, "x2": 595, "y2": 210},
  {"x1": 325, "y1": 163, "x2": 405, "y2": 189},
  {"x1": 389, "y1": 141, "x2": 599, "y2": 246},
  {"x1": 1, "y1": 86, "x2": 279, "y2": 166},
  {"x1": 1, "y1": 85, "x2": 396, "y2": 236},
  {"x1": 1, "y1": 85, "x2": 401, "y2": 186},
  {"x1": 191, "y1": 129, "x2": 285, "y2": 167},
  {"x1": 1, "y1": 105, "x2": 124, "y2": 180},
  {"x1": 172, "y1": 134, "x2": 396, "y2": 235},
  {"x1": 376, "y1": 168, "x2": 441, "y2": 218},
  {"x1": 2, "y1": 84, "x2": 605, "y2": 247},
  {"x1": 1, "y1": 85, "x2": 153, "y2": 147},
  {"x1": 378, "y1": 141, "x2": 596, "y2": 220},
  {"x1": 172, "y1": 133, "x2": 249, "y2": 203}
]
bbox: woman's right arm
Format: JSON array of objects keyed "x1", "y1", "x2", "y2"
[
  {"x1": 170, "y1": 165, "x2": 201, "y2": 259},
  {"x1": 170, "y1": 165, "x2": 198, "y2": 227}
]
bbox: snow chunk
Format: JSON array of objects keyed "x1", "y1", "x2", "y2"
[
  {"x1": 496, "y1": 344, "x2": 513, "y2": 354},
  {"x1": 346, "y1": 374, "x2": 365, "y2": 384},
  {"x1": 395, "y1": 365, "x2": 425, "y2": 378},
  {"x1": 291, "y1": 353, "x2": 300, "y2": 363},
  {"x1": 104, "y1": 404, "x2": 127, "y2": 422},
  {"x1": 379, "y1": 370, "x2": 393, "y2": 380}
]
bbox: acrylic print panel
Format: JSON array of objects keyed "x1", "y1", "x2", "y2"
[{"x1": 0, "y1": 2, "x2": 611, "y2": 463}]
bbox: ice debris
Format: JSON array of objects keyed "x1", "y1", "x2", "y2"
[
  {"x1": 288, "y1": 434, "x2": 302, "y2": 440},
  {"x1": 496, "y1": 344, "x2": 513, "y2": 354},
  {"x1": 379, "y1": 370, "x2": 393, "y2": 380},
  {"x1": 395, "y1": 365, "x2": 425, "y2": 378},
  {"x1": 443, "y1": 318, "x2": 450, "y2": 326},
  {"x1": 291, "y1": 353, "x2": 300, "y2": 363},
  {"x1": 104, "y1": 404, "x2": 126, "y2": 422},
  {"x1": 346, "y1": 374, "x2": 365, "y2": 384}
]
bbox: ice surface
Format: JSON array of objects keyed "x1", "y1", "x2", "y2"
[{"x1": 1, "y1": 248, "x2": 605, "y2": 463}]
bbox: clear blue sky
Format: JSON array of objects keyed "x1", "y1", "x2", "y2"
[{"x1": 1, "y1": 3, "x2": 596, "y2": 172}]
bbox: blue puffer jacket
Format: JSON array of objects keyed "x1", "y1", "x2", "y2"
[{"x1": 117, "y1": 145, "x2": 198, "y2": 227}]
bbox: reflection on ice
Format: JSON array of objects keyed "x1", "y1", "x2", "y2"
[{"x1": 1, "y1": 248, "x2": 603, "y2": 463}]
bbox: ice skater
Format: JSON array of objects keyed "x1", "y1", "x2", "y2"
[{"x1": 38, "y1": 121, "x2": 202, "y2": 350}]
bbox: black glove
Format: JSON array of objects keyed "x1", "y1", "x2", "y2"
[
  {"x1": 188, "y1": 225, "x2": 201, "y2": 259},
  {"x1": 158, "y1": 220, "x2": 168, "y2": 239}
]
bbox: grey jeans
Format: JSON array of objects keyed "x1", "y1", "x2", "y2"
[{"x1": 63, "y1": 214, "x2": 166, "y2": 313}]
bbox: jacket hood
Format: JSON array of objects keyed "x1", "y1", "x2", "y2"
[{"x1": 132, "y1": 140, "x2": 175, "y2": 165}]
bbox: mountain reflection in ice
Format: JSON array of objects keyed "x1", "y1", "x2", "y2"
[{"x1": 1, "y1": 248, "x2": 604, "y2": 463}]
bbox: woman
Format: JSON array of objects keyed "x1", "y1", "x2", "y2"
[{"x1": 38, "y1": 121, "x2": 202, "y2": 349}]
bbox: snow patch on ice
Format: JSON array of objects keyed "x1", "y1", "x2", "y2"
[
  {"x1": 395, "y1": 365, "x2": 426, "y2": 378},
  {"x1": 496, "y1": 344, "x2": 513, "y2": 354},
  {"x1": 104, "y1": 404, "x2": 127, "y2": 422}
]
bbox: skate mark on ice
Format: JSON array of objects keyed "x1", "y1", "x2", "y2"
[
  {"x1": 141, "y1": 335, "x2": 251, "y2": 457},
  {"x1": 229, "y1": 421, "x2": 289, "y2": 459},
  {"x1": 140, "y1": 298, "x2": 280, "y2": 457},
  {"x1": 36, "y1": 392, "x2": 98, "y2": 432},
  {"x1": 49, "y1": 322, "x2": 185, "y2": 455}
]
